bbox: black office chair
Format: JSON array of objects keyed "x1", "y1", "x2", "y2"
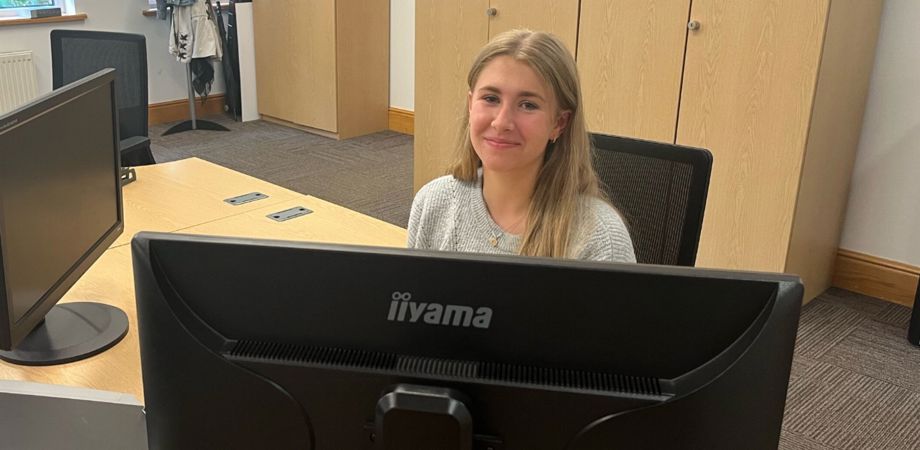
[
  {"x1": 51, "y1": 30, "x2": 156, "y2": 167},
  {"x1": 591, "y1": 132, "x2": 712, "y2": 266}
]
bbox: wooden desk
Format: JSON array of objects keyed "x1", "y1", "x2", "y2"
[
  {"x1": 0, "y1": 158, "x2": 407, "y2": 401},
  {"x1": 0, "y1": 247, "x2": 140, "y2": 398},
  {"x1": 115, "y1": 158, "x2": 301, "y2": 247},
  {"x1": 181, "y1": 196, "x2": 406, "y2": 247}
]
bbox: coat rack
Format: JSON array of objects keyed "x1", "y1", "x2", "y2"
[
  {"x1": 162, "y1": 63, "x2": 230, "y2": 136},
  {"x1": 161, "y1": 1, "x2": 231, "y2": 136}
]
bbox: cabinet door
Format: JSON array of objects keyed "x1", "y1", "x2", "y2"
[
  {"x1": 577, "y1": 0, "x2": 690, "y2": 143},
  {"x1": 488, "y1": 0, "x2": 579, "y2": 53},
  {"x1": 414, "y1": 0, "x2": 489, "y2": 191},
  {"x1": 676, "y1": 0, "x2": 830, "y2": 272},
  {"x1": 253, "y1": 0, "x2": 337, "y2": 132}
]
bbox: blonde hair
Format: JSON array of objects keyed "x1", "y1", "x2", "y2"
[{"x1": 449, "y1": 29, "x2": 602, "y2": 258}]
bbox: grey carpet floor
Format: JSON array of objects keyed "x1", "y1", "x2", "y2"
[
  {"x1": 783, "y1": 288, "x2": 919, "y2": 449},
  {"x1": 150, "y1": 115, "x2": 920, "y2": 449},
  {"x1": 150, "y1": 114, "x2": 414, "y2": 227}
]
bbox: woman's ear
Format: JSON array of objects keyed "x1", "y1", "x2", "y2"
[
  {"x1": 553, "y1": 110, "x2": 572, "y2": 140},
  {"x1": 467, "y1": 91, "x2": 473, "y2": 116}
]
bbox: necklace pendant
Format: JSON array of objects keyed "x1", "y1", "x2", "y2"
[{"x1": 489, "y1": 235, "x2": 499, "y2": 247}]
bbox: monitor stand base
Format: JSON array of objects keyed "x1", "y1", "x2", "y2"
[{"x1": 0, "y1": 302, "x2": 128, "y2": 366}]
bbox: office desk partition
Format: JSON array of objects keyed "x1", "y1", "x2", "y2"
[{"x1": 0, "y1": 158, "x2": 407, "y2": 401}]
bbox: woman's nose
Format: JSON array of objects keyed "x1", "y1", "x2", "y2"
[{"x1": 491, "y1": 104, "x2": 514, "y2": 131}]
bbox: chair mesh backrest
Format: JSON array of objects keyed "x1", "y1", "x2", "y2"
[
  {"x1": 51, "y1": 30, "x2": 147, "y2": 141},
  {"x1": 591, "y1": 133, "x2": 712, "y2": 266}
]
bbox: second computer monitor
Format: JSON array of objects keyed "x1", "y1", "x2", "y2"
[{"x1": 0, "y1": 69, "x2": 126, "y2": 365}]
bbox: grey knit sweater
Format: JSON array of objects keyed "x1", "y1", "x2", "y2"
[{"x1": 407, "y1": 174, "x2": 636, "y2": 263}]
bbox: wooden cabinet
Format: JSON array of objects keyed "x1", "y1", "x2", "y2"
[
  {"x1": 415, "y1": 0, "x2": 882, "y2": 301},
  {"x1": 414, "y1": 0, "x2": 579, "y2": 190},
  {"x1": 578, "y1": 0, "x2": 691, "y2": 143},
  {"x1": 676, "y1": 0, "x2": 832, "y2": 284},
  {"x1": 579, "y1": 0, "x2": 882, "y2": 301},
  {"x1": 253, "y1": 0, "x2": 388, "y2": 139}
]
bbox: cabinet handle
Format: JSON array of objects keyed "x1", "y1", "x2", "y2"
[
  {"x1": 486, "y1": 7, "x2": 497, "y2": 17},
  {"x1": 688, "y1": 20, "x2": 701, "y2": 31}
]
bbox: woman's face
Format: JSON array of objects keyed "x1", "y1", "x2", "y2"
[{"x1": 468, "y1": 56, "x2": 569, "y2": 178}]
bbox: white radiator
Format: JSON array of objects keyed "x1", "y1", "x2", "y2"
[{"x1": 0, "y1": 50, "x2": 38, "y2": 115}]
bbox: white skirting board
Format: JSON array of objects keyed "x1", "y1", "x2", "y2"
[{"x1": 236, "y1": 3, "x2": 259, "y2": 122}]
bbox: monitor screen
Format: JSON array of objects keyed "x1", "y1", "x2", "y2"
[
  {"x1": 133, "y1": 232, "x2": 803, "y2": 449},
  {"x1": 0, "y1": 69, "x2": 126, "y2": 364}
]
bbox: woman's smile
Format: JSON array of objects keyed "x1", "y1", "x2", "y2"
[{"x1": 483, "y1": 136, "x2": 521, "y2": 149}]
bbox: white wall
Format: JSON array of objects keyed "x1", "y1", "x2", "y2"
[
  {"x1": 839, "y1": 0, "x2": 920, "y2": 267},
  {"x1": 389, "y1": 0, "x2": 414, "y2": 110},
  {"x1": 0, "y1": 0, "x2": 223, "y2": 103}
]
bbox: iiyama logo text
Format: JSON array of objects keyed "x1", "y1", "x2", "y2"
[{"x1": 387, "y1": 291, "x2": 492, "y2": 329}]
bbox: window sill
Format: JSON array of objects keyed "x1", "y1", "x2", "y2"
[{"x1": 0, "y1": 12, "x2": 86, "y2": 27}]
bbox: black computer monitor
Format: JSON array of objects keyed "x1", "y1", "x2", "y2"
[
  {"x1": 133, "y1": 232, "x2": 803, "y2": 449},
  {"x1": 0, "y1": 69, "x2": 127, "y2": 366}
]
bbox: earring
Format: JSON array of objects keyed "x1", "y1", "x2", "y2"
[{"x1": 551, "y1": 137, "x2": 557, "y2": 144}]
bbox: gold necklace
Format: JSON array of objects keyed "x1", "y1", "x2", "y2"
[{"x1": 489, "y1": 214, "x2": 526, "y2": 247}]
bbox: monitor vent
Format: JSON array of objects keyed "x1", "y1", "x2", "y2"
[
  {"x1": 396, "y1": 355, "x2": 478, "y2": 378},
  {"x1": 228, "y1": 341, "x2": 662, "y2": 396},
  {"x1": 230, "y1": 340, "x2": 399, "y2": 370},
  {"x1": 479, "y1": 362, "x2": 662, "y2": 396}
]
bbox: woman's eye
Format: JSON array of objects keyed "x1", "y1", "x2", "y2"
[
  {"x1": 482, "y1": 95, "x2": 499, "y2": 104},
  {"x1": 520, "y1": 101, "x2": 539, "y2": 111}
]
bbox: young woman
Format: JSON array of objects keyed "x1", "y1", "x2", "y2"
[{"x1": 408, "y1": 29, "x2": 635, "y2": 263}]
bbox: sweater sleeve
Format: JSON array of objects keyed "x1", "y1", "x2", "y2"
[
  {"x1": 407, "y1": 176, "x2": 455, "y2": 250},
  {"x1": 576, "y1": 198, "x2": 637, "y2": 263},
  {"x1": 406, "y1": 181, "x2": 431, "y2": 249}
]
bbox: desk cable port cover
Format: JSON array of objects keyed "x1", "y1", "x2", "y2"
[
  {"x1": 224, "y1": 192, "x2": 268, "y2": 205},
  {"x1": 267, "y1": 206, "x2": 312, "y2": 222}
]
